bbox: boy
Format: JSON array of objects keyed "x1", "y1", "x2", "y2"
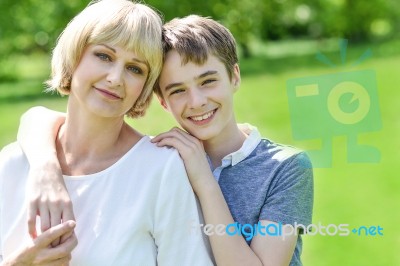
[
  {"x1": 151, "y1": 15, "x2": 313, "y2": 266},
  {"x1": 17, "y1": 15, "x2": 313, "y2": 265}
]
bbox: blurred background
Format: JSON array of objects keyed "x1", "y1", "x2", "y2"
[{"x1": 0, "y1": 0, "x2": 399, "y2": 265}]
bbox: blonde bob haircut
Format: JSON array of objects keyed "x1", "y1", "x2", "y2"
[{"x1": 47, "y1": 0, "x2": 163, "y2": 118}]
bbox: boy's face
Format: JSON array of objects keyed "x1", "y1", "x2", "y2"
[{"x1": 158, "y1": 50, "x2": 240, "y2": 141}]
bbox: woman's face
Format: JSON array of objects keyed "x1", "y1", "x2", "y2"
[{"x1": 69, "y1": 43, "x2": 149, "y2": 118}]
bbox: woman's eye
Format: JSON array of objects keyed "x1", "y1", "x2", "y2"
[
  {"x1": 95, "y1": 53, "x2": 111, "y2": 62},
  {"x1": 127, "y1": 66, "x2": 143, "y2": 74}
]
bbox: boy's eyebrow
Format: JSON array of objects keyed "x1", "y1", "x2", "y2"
[
  {"x1": 164, "y1": 70, "x2": 218, "y2": 92},
  {"x1": 99, "y1": 44, "x2": 148, "y2": 66},
  {"x1": 196, "y1": 70, "x2": 218, "y2": 79}
]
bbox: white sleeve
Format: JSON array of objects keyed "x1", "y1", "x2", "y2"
[{"x1": 153, "y1": 152, "x2": 214, "y2": 266}]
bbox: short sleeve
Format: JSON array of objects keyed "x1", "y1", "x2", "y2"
[{"x1": 260, "y1": 152, "x2": 313, "y2": 232}]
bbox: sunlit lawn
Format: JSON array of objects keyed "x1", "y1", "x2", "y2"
[{"x1": 1, "y1": 39, "x2": 399, "y2": 266}]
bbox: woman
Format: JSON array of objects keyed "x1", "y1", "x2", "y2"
[{"x1": 0, "y1": 1, "x2": 212, "y2": 265}]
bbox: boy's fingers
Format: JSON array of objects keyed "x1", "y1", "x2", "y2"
[
  {"x1": 153, "y1": 130, "x2": 191, "y2": 144},
  {"x1": 152, "y1": 127, "x2": 183, "y2": 142},
  {"x1": 156, "y1": 136, "x2": 187, "y2": 151}
]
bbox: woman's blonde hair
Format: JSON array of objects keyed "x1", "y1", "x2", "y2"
[{"x1": 47, "y1": 0, "x2": 163, "y2": 118}]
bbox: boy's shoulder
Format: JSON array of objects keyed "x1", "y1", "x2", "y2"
[
  {"x1": 239, "y1": 123, "x2": 305, "y2": 162},
  {"x1": 252, "y1": 138, "x2": 312, "y2": 170},
  {"x1": 258, "y1": 138, "x2": 302, "y2": 159}
]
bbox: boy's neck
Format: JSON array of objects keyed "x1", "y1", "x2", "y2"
[{"x1": 203, "y1": 123, "x2": 247, "y2": 170}]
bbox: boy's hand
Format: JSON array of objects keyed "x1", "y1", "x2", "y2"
[
  {"x1": 3, "y1": 221, "x2": 77, "y2": 266},
  {"x1": 151, "y1": 127, "x2": 215, "y2": 193},
  {"x1": 26, "y1": 165, "x2": 75, "y2": 247}
]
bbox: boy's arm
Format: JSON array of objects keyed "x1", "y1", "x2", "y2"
[
  {"x1": 152, "y1": 128, "x2": 306, "y2": 266},
  {"x1": 17, "y1": 106, "x2": 74, "y2": 244}
]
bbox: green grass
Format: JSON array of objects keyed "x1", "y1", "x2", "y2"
[{"x1": 1, "y1": 39, "x2": 399, "y2": 265}]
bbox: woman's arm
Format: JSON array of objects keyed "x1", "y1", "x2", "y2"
[
  {"x1": 151, "y1": 127, "x2": 298, "y2": 266},
  {"x1": 17, "y1": 106, "x2": 74, "y2": 245}
]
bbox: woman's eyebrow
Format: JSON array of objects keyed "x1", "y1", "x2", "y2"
[
  {"x1": 98, "y1": 44, "x2": 148, "y2": 67},
  {"x1": 99, "y1": 44, "x2": 116, "y2": 53}
]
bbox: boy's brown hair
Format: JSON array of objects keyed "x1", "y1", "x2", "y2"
[{"x1": 154, "y1": 15, "x2": 238, "y2": 98}]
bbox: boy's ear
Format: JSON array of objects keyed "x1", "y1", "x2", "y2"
[
  {"x1": 232, "y1": 64, "x2": 241, "y2": 92},
  {"x1": 157, "y1": 94, "x2": 169, "y2": 111}
]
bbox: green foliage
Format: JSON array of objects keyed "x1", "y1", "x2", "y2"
[
  {"x1": 0, "y1": 0, "x2": 89, "y2": 66},
  {"x1": 1, "y1": 0, "x2": 399, "y2": 69}
]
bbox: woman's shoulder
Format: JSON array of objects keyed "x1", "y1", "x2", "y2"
[
  {"x1": 127, "y1": 135, "x2": 184, "y2": 168},
  {"x1": 121, "y1": 136, "x2": 189, "y2": 185}
]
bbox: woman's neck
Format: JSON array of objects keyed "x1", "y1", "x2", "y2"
[{"x1": 56, "y1": 110, "x2": 141, "y2": 176}]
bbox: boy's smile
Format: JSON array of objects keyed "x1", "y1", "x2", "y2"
[{"x1": 158, "y1": 50, "x2": 240, "y2": 143}]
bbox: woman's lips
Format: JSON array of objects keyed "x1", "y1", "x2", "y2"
[{"x1": 95, "y1": 87, "x2": 122, "y2": 100}]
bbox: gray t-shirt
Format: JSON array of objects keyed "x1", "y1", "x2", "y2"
[{"x1": 212, "y1": 125, "x2": 313, "y2": 266}]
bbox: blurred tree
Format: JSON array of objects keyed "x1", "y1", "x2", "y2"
[
  {"x1": 0, "y1": 0, "x2": 89, "y2": 79},
  {"x1": 0, "y1": 0, "x2": 399, "y2": 77}
]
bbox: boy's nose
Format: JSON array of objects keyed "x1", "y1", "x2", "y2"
[{"x1": 188, "y1": 88, "x2": 207, "y2": 108}]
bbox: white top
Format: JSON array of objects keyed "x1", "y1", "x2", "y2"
[{"x1": 0, "y1": 136, "x2": 213, "y2": 265}]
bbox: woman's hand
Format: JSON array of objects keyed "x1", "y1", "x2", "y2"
[
  {"x1": 151, "y1": 127, "x2": 215, "y2": 193},
  {"x1": 2, "y1": 221, "x2": 77, "y2": 266},
  {"x1": 26, "y1": 164, "x2": 75, "y2": 247}
]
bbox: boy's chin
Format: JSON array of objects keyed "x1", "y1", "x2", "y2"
[{"x1": 189, "y1": 128, "x2": 219, "y2": 142}]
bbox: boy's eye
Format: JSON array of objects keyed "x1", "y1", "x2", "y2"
[
  {"x1": 95, "y1": 52, "x2": 112, "y2": 62},
  {"x1": 202, "y1": 79, "x2": 216, "y2": 86},
  {"x1": 170, "y1": 88, "x2": 185, "y2": 95},
  {"x1": 127, "y1": 65, "x2": 143, "y2": 74}
]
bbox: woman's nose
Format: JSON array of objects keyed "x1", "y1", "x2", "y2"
[{"x1": 107, "y1": 64, "x2": 124, "y2": 87}]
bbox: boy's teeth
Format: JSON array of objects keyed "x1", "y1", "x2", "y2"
[{"x1": 191, "y1": 110, "x2": 214, "y2": 121}]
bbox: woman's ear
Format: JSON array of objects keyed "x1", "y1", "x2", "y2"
[{"x1": 232, "y1": 64, "x2": 241, "y2": 92}]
